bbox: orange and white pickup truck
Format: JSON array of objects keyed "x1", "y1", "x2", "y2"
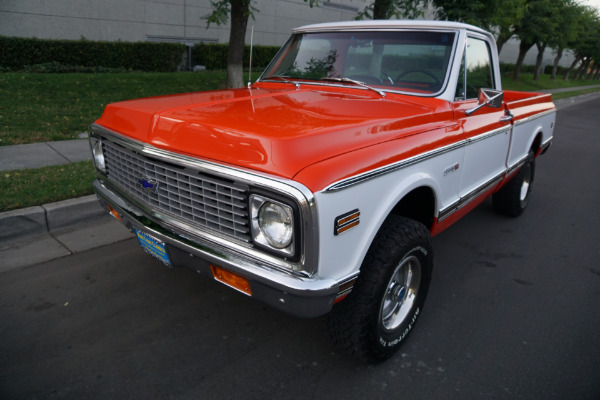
[{"x1": 89, "y1": 20, "x2": 555, "y2": 362}]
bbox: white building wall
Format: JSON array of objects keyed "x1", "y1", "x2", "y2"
[
  {"x1": 0, "y1": 0, "x2": 360, "y2": 45},
  {"x1": 0, "y1": 0, "x2": 574, "y2": 67}
]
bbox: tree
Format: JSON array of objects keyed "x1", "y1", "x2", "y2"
[
  {"x1": 511, "y1": 0, "x2": 561, "y2": 81},
  {"x1": 432, "y1": 0, "x2": 526, "y2": 54},
  {"x1": 205, "y1": 0, "x2": 256, "y2": 89},
  {"x1": 549, "y1": 0, "x2": 583, "y2": 80},
  {"x1": 564, "y1": 6, "x2": 600, "y2": 81},
  {"x1": 355, "y1": 0, "x2": 424, "y2": 19},
  {"x1": 205, "y1": 0, "x2": 329, "y2": 89}
]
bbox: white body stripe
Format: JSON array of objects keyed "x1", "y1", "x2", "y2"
[
  {"x1": 508, "y1": 111, "x2": 555, "y2": 169},
  {"x1": 314, "y1": 145, "x2": 463, "y2": 281},
  {"x1": 314, "y1": 108, "x2": 555, "y2": 282}
]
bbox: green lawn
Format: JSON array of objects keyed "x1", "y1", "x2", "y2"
[
  {"x1": 0, "y1": 71, "x2": 229, "y2": 145},
  {"x1": 501, "y1": 73, "x2": 600, "y2": 92},
  {"x1": 1, "y1": 161, "x2": 96, "y2": 212}
]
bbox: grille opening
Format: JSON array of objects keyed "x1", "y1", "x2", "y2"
[{"x1": 102, "y1": 140, "x2": 251, "y2": 242}]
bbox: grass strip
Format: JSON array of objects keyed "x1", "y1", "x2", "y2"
[
  {"x1": 0, "y1": 71, "x2": 228, "y2": 145},
  {"x1": 0, "y1": 161, "x2": 96, "y2": 212},
  {"x1": 501, "y1": 74, "x2": 600, "y2": 92},
  {"x1": 551, "y1": 87, "x2": 600, "y2": 100}
]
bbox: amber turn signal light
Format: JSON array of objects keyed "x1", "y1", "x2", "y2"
[
  {"x1": 106, "y1": 203, "x2": 122, "y2": 222},
  {"x1": 210, "y1": 265, "x2": 252, "y2": 296}
]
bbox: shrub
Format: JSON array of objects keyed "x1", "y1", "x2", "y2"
[
  {"x1": 0, "y1": 36, "x2": 185, "y2": 72},
  {"x1": 193, "y1": 43, "x2": 281, "y2": 70}
]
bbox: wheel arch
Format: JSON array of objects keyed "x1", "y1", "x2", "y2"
[
  {"x1": 531, "y1": 131, "x2": 543, "y2": 156},
  {"x1": 389, "y1": 185, "x2": 437, "y2": 230}
]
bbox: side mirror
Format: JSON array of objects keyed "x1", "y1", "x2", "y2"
[{"x1": 465, "y1": 88, "x2": 504, "y2": 116}]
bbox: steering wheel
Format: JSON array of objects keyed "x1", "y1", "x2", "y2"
[
  {"x1": 396, "y1": 70, "x2": 441, "y2": 85},
  {"x1": 381, "y1": 71, "x2": 394, "y2": 85},
  {"x1": 346, "y1": 75, "x2": 383, "y2": 85}
]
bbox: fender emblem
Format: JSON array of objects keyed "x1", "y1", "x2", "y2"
[
  {"x1": 443, "y1": 163, "x2": 460, "y2": 176},
  {"x1": 137, "y1": 176, "x2": 159, "y2": 193}
]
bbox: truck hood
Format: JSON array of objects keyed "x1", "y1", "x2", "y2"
[{"x1": 95, "y1": 85, "x2": 454, "y2": 179}]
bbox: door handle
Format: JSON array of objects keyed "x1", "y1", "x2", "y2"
[{"x1": 500, "y1": 112, "x2": 513, "y2": 122}]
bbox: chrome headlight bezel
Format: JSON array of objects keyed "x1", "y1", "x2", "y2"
[
  {"x1": 250, "y1": 194, "x2": 297, "y2": 258},
  {"x1": 90, "y1": 136, "x2": 106, "y2": 174}
]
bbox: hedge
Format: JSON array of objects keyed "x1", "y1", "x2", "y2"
[
  {"x1": 0, "y1": 36, "x2": 186, "y2": 72},
  {"x1": 499, "y1": 62, "x2": 570, "y2": 76},
  {"x1": 193, "y1": 43, "x2": 281, "y2": 70}
]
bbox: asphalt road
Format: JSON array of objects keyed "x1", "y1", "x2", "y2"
[{"x1": 2, "y1": 99, "x2": 600, "y2": 400}]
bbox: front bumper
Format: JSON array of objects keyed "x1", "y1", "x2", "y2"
[{"x1": 93, "y1": 178, "x2": 342, "y2": 318}]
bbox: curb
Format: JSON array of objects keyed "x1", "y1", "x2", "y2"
[{"x1": 0, "y1": 195, "x2": 105, "y2": 243}]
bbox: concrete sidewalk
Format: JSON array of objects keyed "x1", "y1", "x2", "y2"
[
  {"x1": 0, "y1": 135, "x2": 135, "y2": 272},
  {"x1": 0, "y1": 135, "x2": 91, "y2": 172}
]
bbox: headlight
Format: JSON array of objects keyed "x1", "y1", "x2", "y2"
[
  {"x1": 90, "y1": 137, "x2": 106, "y2": 173},
  {"x1": 250, "y1": 195, "x2": 295, "y2": 257}
]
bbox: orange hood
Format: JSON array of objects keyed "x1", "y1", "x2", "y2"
[{"x1": 95, "y1": 84, "x2": 454, "y2": 179}]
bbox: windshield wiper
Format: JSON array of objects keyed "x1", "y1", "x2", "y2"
[
  {"x1": 320, "y1": 77, "x2": 386, "y2": 98},
  {"x1": 263, "y1": 75, "x2": 300, "y2": 89}
]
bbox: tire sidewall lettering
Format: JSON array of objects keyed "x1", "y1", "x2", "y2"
[{"x1": 378, "y1": 307, "x2": 420, "y2": 348}]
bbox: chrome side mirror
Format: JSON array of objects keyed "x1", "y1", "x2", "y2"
[{"x1": 465, "y1": 88, "x2": 504, "y2": 116}]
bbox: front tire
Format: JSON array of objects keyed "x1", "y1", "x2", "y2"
[
  {"x1": 326, "y1": 215, "x2": 433, "y2": 363},
  {"x1": 493, "y1": 151, "x2": 535, "y2": 217}
]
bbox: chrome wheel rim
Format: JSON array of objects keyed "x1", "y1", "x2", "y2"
[
  {"x1": 380, "y1": 255, "x2": 421, "y2": 331},
  {"x1": 520, "y1": 163, "x2": 532, "y2": 203}
]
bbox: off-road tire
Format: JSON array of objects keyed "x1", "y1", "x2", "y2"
[{"x1": 326, "y1": 215, "x2": 433, "y2": 364}]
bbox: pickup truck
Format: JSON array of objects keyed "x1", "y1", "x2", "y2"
[{"x1": 89, "y1": 20, "x2": 555, "y2": 363}]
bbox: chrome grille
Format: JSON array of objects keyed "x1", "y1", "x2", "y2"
[{"x1": 102, "y1": 140, "x2": 250, "y2": 241}]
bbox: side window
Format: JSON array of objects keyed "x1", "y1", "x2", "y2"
[{"x1": 455, "y1": 37, "x2": 495, "y2": 101}]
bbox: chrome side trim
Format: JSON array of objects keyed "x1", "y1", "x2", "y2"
[
  {"x1": 324, "y1": 140, "x2": 466, "y2": 192},
  {"x1": 89, "y1": 123, "x2": 319, "y2": 276},
  {"x1": 540, "y1": 136, "x2": 553, "y2": 154},
  {"x1": 541, "y1": 136, "x2": 553, "y2": 149},
  {"x1": 325, "y1": 107, "x2": 552, "y2": 194},
  {"x1": 467, "y1": 126, "x2": 511, "y2": 144},
  {"x1": 506, "y1": 154, "x2": 529, "y2": 176},
  {"x1": 438, "y1": 172, "x2": 504, "y2": 222},
  {"x1": 513, "y1": 108, "x2": 556, "y2": 126}
]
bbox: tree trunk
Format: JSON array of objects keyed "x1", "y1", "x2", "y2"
[
  {"x1": 564, "y1": 55, "x2": 580, "y2": 81},
  {"x1": 575, "y1": 57, "x2": 591, "y2": 80},
  {"x1": 533, "y1": 43, "x2": 546, "y2": 81},
  {"x1": 226, "y1": 0, "x2": 250, "y2": 88},
  {"x1": 585, "y1": 63, "x2": 597, "y2": 80},
  {"x1": 373, "y1": 0, "x2": 392, "y2": 19},
  {"x1": 551, "y1": 48, "x2": 563, "y2": 80},
  {"x1": 496, "y1": 28, "x2": 513, "y2": 55},
  {"x1": 513, "y1": 41, "x2": 534, "y2": 81},
  {"x1": 594, "y1": 64, "x2": 600, "y2": 80}
]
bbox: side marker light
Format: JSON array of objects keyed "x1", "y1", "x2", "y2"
[
  {"x1": 334, "y1": 209, "x2": 360, "y2": 235},
  {"x1": 106, "y1": 204, "x2": 122, "y2": 223}
]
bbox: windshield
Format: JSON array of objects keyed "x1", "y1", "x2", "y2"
[{"x1": 261, "y1": 30, "x2": 456, "y2": 95}]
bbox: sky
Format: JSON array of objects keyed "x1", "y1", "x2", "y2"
[{"x1": 582, "y1": 0, "x2": 600, "y2": 11}]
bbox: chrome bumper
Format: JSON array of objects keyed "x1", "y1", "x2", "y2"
[{"x1": 93, "y1": 178, "x2": 341, "y2": 318}]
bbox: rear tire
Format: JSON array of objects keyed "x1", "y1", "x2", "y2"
[
  {"x1": 326, "y1": 215, "x2": 433, "y2": 364},
  {"x1": 493, "y1": 151, "x2": 535, "y2": 217}
]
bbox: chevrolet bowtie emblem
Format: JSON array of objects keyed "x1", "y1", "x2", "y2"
[{"x1": 137, "y1": 176, "x2": 159, "y2": 193}]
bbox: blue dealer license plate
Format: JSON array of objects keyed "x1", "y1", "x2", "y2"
[{"x1": 135, "y1": 230, "x2": 171, "y2": 266}]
